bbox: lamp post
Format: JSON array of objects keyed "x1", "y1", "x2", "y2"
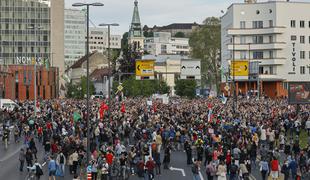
[
  {"x1": 72, "y1": 2, "x2": 104, "y2": 164},
  {"x1": 27, "y1": 25, "x2": 42, "y2": 121},
  {"x1": 232, "y1": 35, "x2": 236, "y2": 116},
  {"x1": 98, "y1": 23, "x2": 119, "y2": 119}
]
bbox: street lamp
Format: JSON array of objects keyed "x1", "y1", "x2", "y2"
[
  {"x1": 98, "y1": 23, "x2": 119, "y2": 119},
  {"x1": 27, "y1": 25, "x2": 43, "y2": 121},
  {"x1": 72, "y1": 2, "x2": 104, "y2": 164}
]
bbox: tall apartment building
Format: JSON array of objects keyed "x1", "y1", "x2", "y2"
[
  {"x1": 221, "y1": 0, "x2": 310, "y2": 97},
  {"x1": 0, "y1": 0, "x2": 64, "y2": 99},
  {"x1": 88, "y1": 27, "x2": 121, "y2": 53},
  {"x1": 64, "y1": 9, "x2": 86, "y2": 68},
  {"x1": 144, "y1": 32, "x2": 190, "y2": 55}
]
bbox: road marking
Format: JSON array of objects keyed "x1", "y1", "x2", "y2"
[
  {"x1": 0, "y1": 145, "x2": 24, "y2": 162},
  {"x1": 42, "y1": 162, "x2": 46, "y2": 167},
  {"x1": 250, "y1": 174, "x2": 257, "y2": 180},
  {"x1": 199, "y1": 171, "x2": 204, "y2": 180},
  {"x1": 169, "y1": 167, "x2": 186, "y2": 176}
]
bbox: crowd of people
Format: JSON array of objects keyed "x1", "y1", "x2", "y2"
[{"x1": 1, "y1": 95, "x2": 310, "y2": 180}]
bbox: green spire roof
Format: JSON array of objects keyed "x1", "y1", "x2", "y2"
[{"x1": 131, "y1": 0, "x2": 141, "y2": 25}]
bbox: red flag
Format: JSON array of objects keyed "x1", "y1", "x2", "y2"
[
  {"x1": 36, "y1": 101, "x2": 40, "y2": 108},
  {"x1": 153, "y1": 103, "x2": 157, "y2": 112},
  {"x1": 121, "y1": 103, "x2": 126, "y2": 113},
  {"x1": 208, "y1": 103, "x2": 212, "y2": 109},
  {"x1": 99, "y1": 102, "x2": 109, "y2": 119}
]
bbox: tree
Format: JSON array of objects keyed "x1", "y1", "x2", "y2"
[
  {"x1": 189, "y1": 17, "x2": 221, "y2": 93},
  {"x1": 66, "y1": 77, "x2": 95, "y2": 99},
  {"x1": 175, "y1": 79, "x2": 196, "y2": 98},
  {"x1": 80, "y1": 76, "x2": 95, "y2": 97},
  {"x1": 113, "y1": 76, "x2": 170, "y2": 97},
  {"x1": 174, "y1": 31, "x2": 185, "y2": 38}
]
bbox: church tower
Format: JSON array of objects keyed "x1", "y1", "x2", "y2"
[{"x1": 128, "y1": 0, "x2": 144, "y2": 52}]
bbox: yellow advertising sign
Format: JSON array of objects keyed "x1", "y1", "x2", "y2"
[
  {"x1": 231, "y1": 61, "x2": 249, "y2": 76},
  {"x1": 135, "y1": 60, "x2": 155, "y2": 77}
]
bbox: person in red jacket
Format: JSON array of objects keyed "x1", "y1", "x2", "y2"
[
  {"x1": 226, "y1": 150, "x2": 232, "y2": 174},
  {"x1": 145, "y1": 157, "x2": 155, "y2": 180},
  {"x1": 105, "y1": 151, "x2": 114, "y2": 166},
  {"x1": 270, "y1": 156, "x2": 279, "y2": 180}
]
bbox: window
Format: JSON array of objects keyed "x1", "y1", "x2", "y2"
[
  {"x1": 300, "y1": 66, "x2": 305, "y2": 74},
  {"x1": 240, "y1": 21, "x2": 246, "y2": 29},
  {"x1": 291, "y1": 35, "x2": 297, "y2": 41},
  {"x1": 18, "y1": 47, "x2": 22, "y2": 53},
  {"x1": 300, "y1": 21, "x2": 305, "y2": 28},
  {"x1": 300, "y1": 51, "x2": 305, "y2": 59},
  {"x1": 269, "y1": 66, "x2": 274, "y2": 75},
  {"x1": 291, "y1": 20, "x2": 296, "y2": 28},
  {"x1": 253, "y1": 21, "x2": 263, "y2": 28},
  {"x1": 309, "y1": 21, "x2": 310, "y2": 28},
  {"x1": 26, "y1": 86, "x2": 29, "y2": 100},
  {"x1": 240, "y1": 36, "x2": 246, "y2": 44},
  {"x1": 269, "y1": 20, "x2": 273, "y2": 27},
  {"x1": 253, "y1": 36, "x2": 263, "y2": 44},
  {"x1": 15, "y1": 71, "x2": 19, "y2": 82},
  {"x1": 300, "y1": 36, "x2": 305, "y2": 43},
  {"x1": 269, "y1": 51, "x2": 274, "y2": 58},
  {"x1": 253, "y1": 51, "x2": 264, "y2": 59},
  {"x1": 309, "y1": 51, "x2": 310, "y2": 59},
  {"x1": 240, "y1": 51, "x2": 247, "y2": 59},
  {"x1": 269, "y1": 35, "x2": 273, "y2": 43},
  {"x1": 309, "y1": 36, "x2": 310, "y2": 44},
  {"x1": 259, "y1": 67, "x2": 264, "y2": 74}
]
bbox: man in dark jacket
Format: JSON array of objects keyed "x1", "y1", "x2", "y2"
[{"x1": 184, "y1": 140, "x2": 192, "y2": 165}]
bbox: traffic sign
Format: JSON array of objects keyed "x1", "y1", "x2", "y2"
[
  {"x1": 230, "y1": 61, "x2": 249, "y2": 76},
  {"x1": 224, "y1": 85, "x2": 230, "y2": 91},
  {"x1": 117, "y1": 84, "x2": 123, "y2": 92},
  {"x1": 135, "y1": 59, "x2": 155, "y2": 79}
]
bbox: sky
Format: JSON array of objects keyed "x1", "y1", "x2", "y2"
[
  {"x1": 65, "y1": 0, "x2": 310, "y2": 35},
  {"x1": 65, "y1": 0, "x2": 244, "y2": 35}
]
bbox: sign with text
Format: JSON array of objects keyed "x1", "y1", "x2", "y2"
[
  {"x1": 136, "y1": 60, "x2": 155, "y2": 80},
  {"x1": 230, "y1": 61, "x2": 249, "y2": 76},
  {"x1": 16, "y1": 56, "x2": 49, "y2": 65},
  {"x1": 180, "y1": 59, "x2": 201, "y2": 80},
  {"x1": 288, "y1": 82, "x2": 310, "y2": 104}
]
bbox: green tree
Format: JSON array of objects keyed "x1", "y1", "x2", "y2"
[
  {"x1": 175, "y1": 79, "x2": 197, "y2": 98},
  {"x1": 115, "y1": 76, "x2": 170, "y2": 97},
  {"x1": 189, "y1": 17, "x2": 221, "y2": 93},
  {"x1": 80, "y1": 76, "x2": 95, "y2": 97},
  {"x1": 174, "y1": 31, "x2": 185, "y2": 38}
]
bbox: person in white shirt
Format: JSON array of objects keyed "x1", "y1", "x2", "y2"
[{"x1": 306, "y1": 119, "x2": 310, "y2": 136}]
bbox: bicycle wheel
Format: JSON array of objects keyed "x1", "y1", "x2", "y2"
[{"x1": 110, "y1": 166, "x2": 120, "y2": 178}]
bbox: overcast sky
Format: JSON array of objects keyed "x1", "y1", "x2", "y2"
[{"x1": 65, "y1": 0, "x2": 308, "y2": 35}]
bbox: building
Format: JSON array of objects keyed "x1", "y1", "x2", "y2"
[
  {"x1": 144, "y1": 32, "x2": 190, "y2": 55},
  {"x1": 221, "y1": 0, "x2": 310, "y2": 98},
  {"x1": 128, "y1": 0, "x2": 144, "y2": 51},
  {"x1": 64, "y1": 9, "x2": 86, "y2": 68},
  {"x1": 0, "y1": 65, "x2": 58, "y2": 100},
  {"x1": 143, "y1": 23, "x2": 201, "y2": 37},
  {"x1": 88, "y1": 27, "x2": 121, "y2": 54},
  {"x1": 143, "y1": 54, "x2": 190, "y2": 95},
  {"x1": 0, "y1": 0, "x2": 65, "y2": 97},
  {"x1": 90, "y1": 68, "x2": 112, "y2": 96}
]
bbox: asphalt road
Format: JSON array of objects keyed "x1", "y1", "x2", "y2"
[{"x1": 0, "y1": 133, "x2": 264, "y2": 180}]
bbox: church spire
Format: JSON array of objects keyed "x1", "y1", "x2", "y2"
[{"x1": 128, "y1": 0, "x2": 144, "y2": 51}]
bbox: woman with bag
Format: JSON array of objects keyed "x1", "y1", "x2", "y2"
[
  {"x1": 217, "y1": 161, "x2": 227, "y2": 180},
  {"x1": 259, "y1": 158, "x2": 269, "y2": 180}
]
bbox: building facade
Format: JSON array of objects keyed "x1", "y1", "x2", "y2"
[
  {"x1": 0, "y1": 0, "x2": 65, "y2": 98},
  {"x1": 128, "y1": 0, "x2": 144, "y2": 52},
  {"x1": 0, "y1": 65, "x2": 58, "y2": 100},
  {"x1": 64, "y1": 9, "x2": 86, "y2": 68},
  {"x1": 221, "y1": 0, "x2": 310, "y2": 97},
  {"x1": 143, "y1": 23, "x2": 200, "y2": 38},
  {"x1": 88, "y1": 27, "x2": 121, "y2": 54},
  {"x1": 144, "y1": 32, "x2": 190, "y2": 55}
]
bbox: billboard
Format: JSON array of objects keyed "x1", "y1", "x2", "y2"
[
  {"x1": 230, "y1": 61, "x2": 249, "y2": 76},
  {"x1": 180, "y1": 59, "x2": 201, "y2": 79},
  {"x1": 288, "y1": 82, "x2": 310, "y2": 104},
  {"x1": 135, "y1": 60, "x2": 155, "y2": 80}
]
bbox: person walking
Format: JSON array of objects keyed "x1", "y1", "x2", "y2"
[
  {"x1": 153, "y1": 152, "x2": 161, "y2": 175},
  {"x1": 192, "y1": 159, "x2": 201, "y2": 180},
  {"x1": 259, "y1": 158, "x2": 269, "y2": 180},
  {"x1": 163, "y1": 146, "x2": 171, "y2": 169},
  {"x1": 25, "y1": 148, "x2": 33, "y2": 171},
  {"x1": 56, "y1": 152, "x2": 66, "y2": 177},
  {"x1": 48, "y1": 156, "x2": 57, "y2": 180},
  {"x1": 206, "y1": 161, "x2": 217, "y2": 180},
  {"x1": 100, "y1": 158, "x2": 109, "y2": 180},
  {"x1": 146, "y1": 157, "x2": 156, "y2": 180},
  {"x1": 19, "y1": 148, "x2": 26, "y2": 172},
  {"x1": 185, "y1": 140, "x2": 193, "y2": 165},
  {"x1": 217, "y1": 161, "x2": 227, "y2": 180},
  {"x1": 270, "y1": 156, "x2": 280, "y2": 180}
]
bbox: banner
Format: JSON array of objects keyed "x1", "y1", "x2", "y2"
[{"x1": 288, "y1": 82, "x2": 310, "y2": 104}]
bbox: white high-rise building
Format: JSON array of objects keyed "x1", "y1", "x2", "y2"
[
  {"x1": 88, "y1": 27, "x2": 121, "y2": 53},
  {"x1": 64, "y1": 9, "x2": 86, "y2": 68},
  {"x1": 144, "y1": 32, "x2": 189, "y2": 55},
  {"x1": 221, "y1": 0, "x2": 310, "y2": 97}
]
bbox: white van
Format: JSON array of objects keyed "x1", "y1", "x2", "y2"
[{"x1": 0, "y1": 99, "x2": 18, "y2": 111}]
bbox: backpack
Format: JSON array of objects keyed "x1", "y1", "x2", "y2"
[
  {"x1": 60, "y1": 155, "x2": 65, "y2": 164},
  {"x1": 36, "y1": 165, "x2": 43, "y2": 176}
]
